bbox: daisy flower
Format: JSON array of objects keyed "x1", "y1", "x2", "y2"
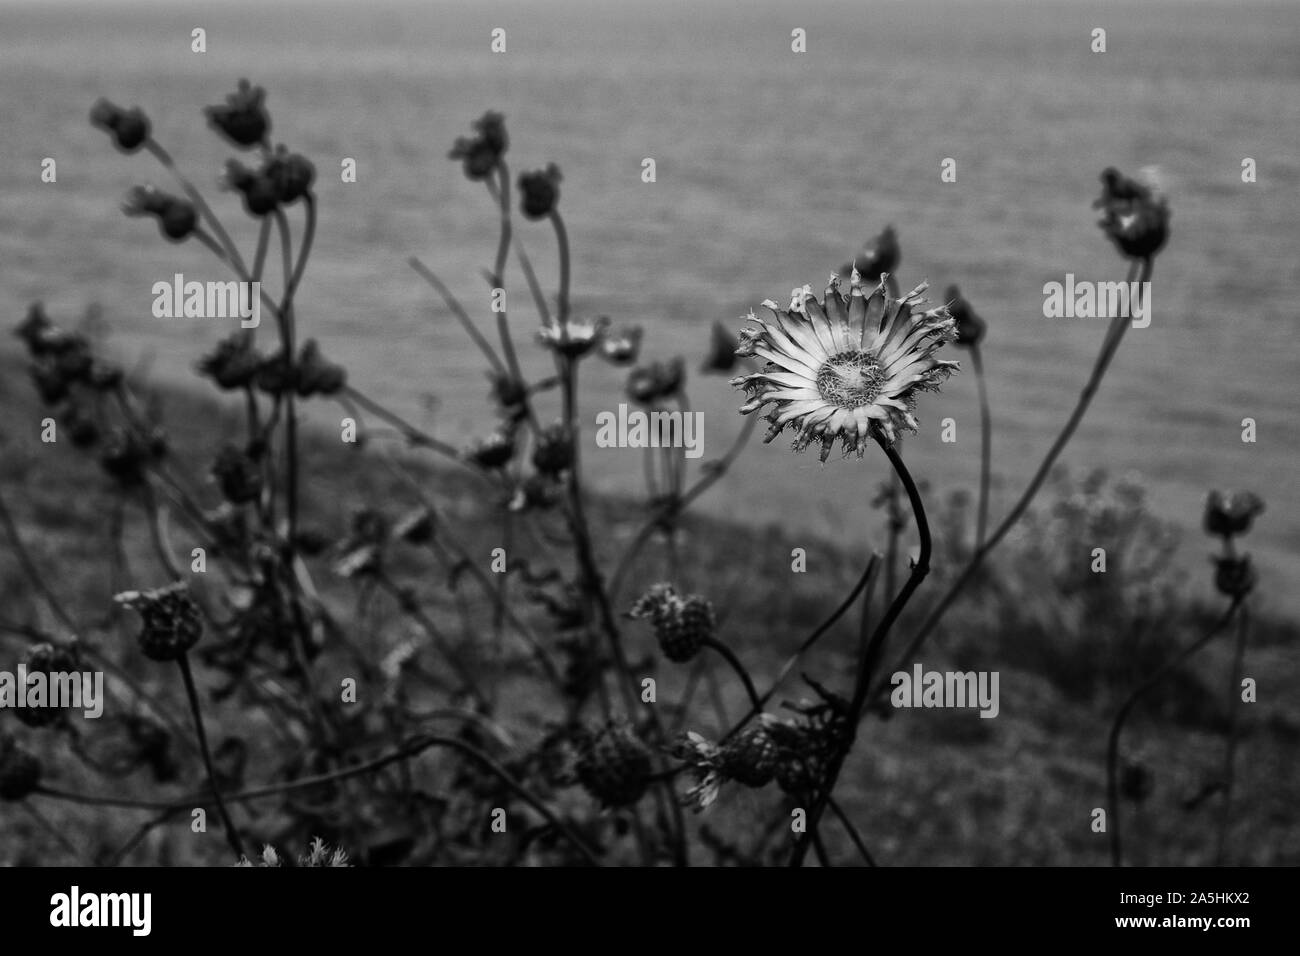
[{"x1": 731, "y1": 271, "x2": 958, "y2": 460}]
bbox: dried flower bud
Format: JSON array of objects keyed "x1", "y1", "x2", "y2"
[
  {"x1": 90, "y1": 98, "x2": 151, "y2": 153},
  {"x1": 629, "y1": 582, "x2": 715, "y2": 663},
  {"x1": 15, "y1": 303, "x2": 53, "y2": 355},
  {"x1": 1204, "y1": 490, "x2": 1265, "y2": 539},
  {"x1": 265, "y1": 144, "x2": 315, "y2": 204},
  {"x1": 122, "y1": 186, "x2": 197, "y2": 242},
  {"x1": 222, "y1": 159, "x2": 279, "y2": 217},
  {"x1": 1094, "y1": 167, "x2": 1170, "y2": 260},
  {"x1": 254, "y1": 349, "x2": 294, "y2": 395},
  {"x1": 1213, "y1": 554, "x2": 1256, "y2": 600},
  {"x1": 160, "y1": 201, "x2": 198, "y2": 241},
  {"x1": 489, "y1": 372, "x2": 529, "y2": 420},
  {"x1": 14, "y1": 642, "x2": 83, "y2": 729},
  {"x1": 448, "y1": 111, "x2": 508, "y2": 181},
  {"x1": 115, "y1": 582, "x2": 204, "y2": 661},
  {"x1": 518, "y1": 163, "x2": 562, "y2": 219},
  {"x1": 198, "y1": 334, "x2": 263, "y2": 390},
  {"x1": 720, "y1": 723, "x2": 779, "y2": 788},
  {"x1": 847, "y1": 225, "x2": 900, "y2": 279},
  {"x1": 575, "y1": 721, "x2": 653, "y2": 808},
  {"x1": 532, "y1": 423, "x2": 574, "y2": 475},
  {"x1": 295, "y1": 340, "x2": 347, "y2": 397},
  {"x1": 204, "y1": 78, "x2": 270, "y2": 148},
  {"x1": 99, "y1": 427, "x2": 167, "y2": 487}
]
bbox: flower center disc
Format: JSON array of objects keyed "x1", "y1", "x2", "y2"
[{"x1": 816, "y1": 351, "x2": 885, "y2": 407}]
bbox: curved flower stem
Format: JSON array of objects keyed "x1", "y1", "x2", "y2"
[
  {"x1": 875, "y1": 256, "x2": 1153, "y2": 703},
  {"x1": 1106, "y1": 598, "x2": 1240, "y2": 867},
  {"x1": 970, "y1": 341, "x2": 993, "y2": 549},
  {"x1": 41, "y1": 734, "x2": 601, "y2": 866},
  {"x1": 719, "y1": 552, "x2": 881, "y2": 745},
  {"x1": 489, "y1": 164, "x2": 528, "y2": 392},
  {"x1": 251, "y1": 216, "x2": 273, "y2": 287},
  {"x1": 791, "y1": 437, "x2": 930, "y2": 867},
  {"x1": 409, "y1": 256, "x2": 508, "y2": 377},
  {"x1": 271, "y1": 204, "x2": 324, "y2": 731},
  {"x1": 144, "y1": 139, "x2": 247, "y2": 276},
  {"x1": 883, "y1": 478, "x2": 901, "y2": 616},
  {"x1": 186, "y1": 227, "x2": 282, "y2": 321},
  {"x1": 1215, "y1": 600, "x2": 1250, "y2": 865},
  {"x1": 702, "y1": 637, "x2": 761, "y2": 711},
  {"x1": 549, "y1": 211, "x2": 571, "y2": 325},
  {"x1": 217, "y1": 733, "x2": 602, "y2": 866},
  {"x1": 810, "y1": 828, "x2": 832, "y2": 867},
  {"x1": 337, "y1": 386, "x2": 462, "y2": 459},
  {"x1": 176, "y1": 652, "x2": 244, "y2": 859},
  {"x1": 827, "y1": 795, "x2": 877, "y2": 866},
  {"x1": 508, "y1": 230, "x2": 553, "y2": 327}
]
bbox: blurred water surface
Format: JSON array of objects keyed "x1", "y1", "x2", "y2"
[{"x1": 2, "y1": 0, "x2": 1297, "y2": 607}]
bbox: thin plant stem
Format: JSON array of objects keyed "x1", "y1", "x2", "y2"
[
  {"x1": 1106, "y1": 598, "x2": 1240, "y2": 866},
  {"x1": 970, "y1": 341, "x2": 992, "y2": 549},
  {"x1": 509, "y1": 229, "x2": 553, "y2": 326},
  {"x1": 828, "y1": 795, "x2": 877, "y2": 867},
  {"x1": 791, "y1": 437, "x2": 931, "y2": 867},
  {"x1": 883, "y1": 476, "x2": 901, "y2": 623},
  {"x1": 47, "y1": 734, "x2": 601, "y2": 866},
  {"x1": 489, "y1": 163, "x2": 527, "y2": 395},
  {"x1": 549, "y1": 211, "x2": 571, "y2": 324},
  {"x1": 176, "y1": 652, "x2": 244, "y2": 859},
  {"x1": 1216, "y1": 600, "x2": 1250, "y2": 865},
  {"x1": 702, "y1": 637, "x2": 761, "y2": 711},
  {"x1": 144, "y1": 139, "x2": 247, "y2": 276},
  {"x1": 338, "y1": 386, "x2": 462, "y2": 460},
  {"x1": 720, "y1": 553, "x2": 881, "y2": 744},
  {"x1": 409, "y1": 256, "x2": 508, "y2": 376}
]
